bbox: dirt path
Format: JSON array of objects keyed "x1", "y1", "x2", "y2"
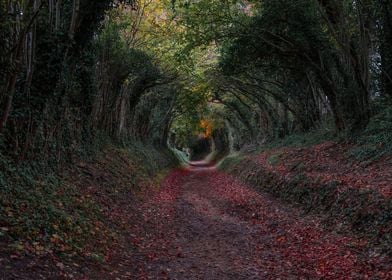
[
  {"x1": 4, "y1": 163, "x2": 389, "y2": 279},
  {"x1": 97, "y1": 162, "x2": 390, "y2": 279}
]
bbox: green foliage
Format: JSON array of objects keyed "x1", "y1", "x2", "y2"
[
  {"x1": 96, "y1": 18, "x2": 159, "y2": 84},
  {"x1": 0, "y1": 159, "x2": 98, "y2": 254},
  {"x1": 216, "y1": 154, "x2": 243, "y2": 170},
  {"x1": 172, "y1": 0, "x2": 251, "y2": 49},
  {"x1": 265, "y1": 128, "x2": 337, "y2": 150},
  {"x1": 170, "y1": 82, "x2": 212, "y2": 147},
  {"x1": 0, "y1": 141, "x2": 178, "y2": 256},
  {"x1": 350, "y1": 106, "x2": 392, "y2": 161},
  {"x1": 267, "y1": 152, "x2": 283, "y2": 166},
  {"x1": 170, "y1": 147, "x2": 189, "y2": 165}
]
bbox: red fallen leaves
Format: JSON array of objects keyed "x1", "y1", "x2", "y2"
[
  {"x1": 9, "y1": 160, "x2": 383, "y2": 279},
  {"x1": 108, "y1": 167, "x2": 391, "y2": 279},
  {"x1": 254, "y1": 141, "x2": 392, "y2": 198},
  {"x1": 147, "y1": 252, "x2": 157, "y2": 260},
  {"x1": 131, "y1": 237, "x2": 142, "y2": 247},
  {"x1": 276, "y1": 236, "x2": 286, "y2": 243},
  {"x1": 195, "y1": 173, "x2": 392, "y2": 279}
]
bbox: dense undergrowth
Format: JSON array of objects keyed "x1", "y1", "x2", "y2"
[
  {"x1": 349, "y1": 106, "x2": 392, "y2": 161},
  {"x1": 0, "y1": 140, "x2": 178, "y2": 261}
]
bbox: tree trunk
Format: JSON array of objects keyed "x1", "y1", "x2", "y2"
[
  {"x1": 380, "y1": 0, "x2": 392, "y2": 98},
  {"x1": 55, "y1": 0, "x2": 62, "y2": 31},
  {"x1": 68, "y1": 0, "x2": 80, "y2": 40},
  {"x1": 0, "y1": 1, "x2": 43, "y2": 132}
]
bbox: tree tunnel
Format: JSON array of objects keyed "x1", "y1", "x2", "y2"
[{"x1": 1, "y1": 0, "x2": 389, "y2": 165}]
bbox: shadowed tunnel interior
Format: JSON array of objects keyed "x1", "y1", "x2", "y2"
[{"x1": 1, "y1": 0, "x2": 391, "y2": 278}]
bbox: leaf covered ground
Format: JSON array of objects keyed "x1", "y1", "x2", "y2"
[
  {"x1": 0, "y1": 146, "x2": 176, "y2": 279},
  {"x1": 220, "y1": 141, "x2": 392, "y2": 258},
  {"x1": 1, "y1": 145, "x2": 391, "y2": 279},
  {"x1": 255, "y1": 141, "x2": 392, "y2": 198}
]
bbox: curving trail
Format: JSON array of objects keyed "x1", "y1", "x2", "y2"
[{"x1": 100, "y1": 162, "x2": 390, "y2": 279}]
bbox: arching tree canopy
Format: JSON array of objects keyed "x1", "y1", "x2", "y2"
[{"x1": 0, "y1": 0, "x2": 391, "y2": 160}]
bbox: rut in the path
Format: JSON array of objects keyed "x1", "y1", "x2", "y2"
[{"x1": 100, "y1": 163, "x2": 390, "y2": 280}]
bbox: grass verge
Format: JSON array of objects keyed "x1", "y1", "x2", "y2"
[
  {"x1": 0, "y1": 142, "x2": 178, "y2": 260},
  {"x1": 219, "y1": 156, "x2": 392, "y2": 257}
]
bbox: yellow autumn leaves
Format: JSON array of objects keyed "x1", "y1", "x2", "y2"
[{"x1": 199, "y1": 119, "x2": 213, "y2": 138}]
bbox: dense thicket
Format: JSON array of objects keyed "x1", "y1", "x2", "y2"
[{"x1": 0, "y1": 0, "x2": 178, "y2": 166}]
